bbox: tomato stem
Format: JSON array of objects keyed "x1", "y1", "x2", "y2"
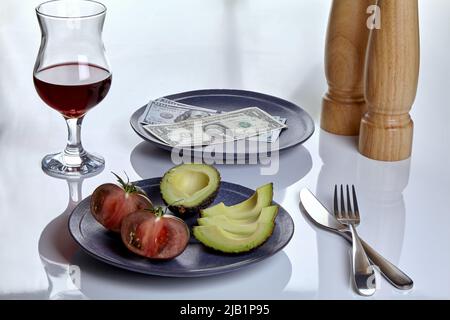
[
  {"x1": 111, "y1": 171, "x2": 141, "y2": 194},
  {"x1": 145, "y1": 198, "x2": 184, "y2": 218}
]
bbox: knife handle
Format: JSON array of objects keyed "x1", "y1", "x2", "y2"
[{"x1": 341, "y1": 231, "x2": 414, "y2": 290}]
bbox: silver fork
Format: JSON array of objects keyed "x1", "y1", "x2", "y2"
[{"x1": 334, "y1": 185, "x2": 377, "y2": 296}]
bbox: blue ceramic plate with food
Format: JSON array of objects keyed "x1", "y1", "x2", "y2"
[{"x1": 69, "y1": 178, "x2": 294, "y2": 277}]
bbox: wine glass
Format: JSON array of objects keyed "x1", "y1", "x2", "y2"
[{"x1": 34, "y1": 0, "x2": 111, "y2": 177}]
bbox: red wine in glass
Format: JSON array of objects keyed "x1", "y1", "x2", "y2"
[
  {"x1": 34, "y1": 62, "x2": 112, "y2": 118},
  {"x1": 34, "y1": 0, "x2": 111, "y2": 177}
]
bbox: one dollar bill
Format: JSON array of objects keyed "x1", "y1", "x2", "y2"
[
  {"x1": 143, "y1": 107, "x2": 288, "y2": 147},
  {"x1": 249, "y1": 115, "x2": 287, "y2": 143},
  {"x1": 139, "y1": 98, "x2": 218, "y2": 125}
]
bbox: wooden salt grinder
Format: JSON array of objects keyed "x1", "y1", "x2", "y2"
[
  {"x1": 359, "y1": 0, "x2": 420, "y2": 161},
  {"x1": 321, "y1": 0, "x2": 373, "y2": 136}
]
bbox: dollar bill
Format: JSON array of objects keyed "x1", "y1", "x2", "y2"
[
  {"x1": 140, "y1": 98, "x2": 287, "y2": 143},
  {"x1": 140, "y1": 98, "x2": 218, "y2": 125},
  {"x1": 248, "y1": 116, "x2": 287, "y2": 143},
  {"x1": 143, "y1": 107, "x2": 288, "y2": 147}
]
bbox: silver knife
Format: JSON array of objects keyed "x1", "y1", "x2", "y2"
[{"x1": 299, "y1": 188, "x2": 413, "y2": 290}]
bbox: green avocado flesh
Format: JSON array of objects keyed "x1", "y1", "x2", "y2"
[
  {"x1": 197, "y1": 205, "x2": 278, "y2": 235},
  {"x1": 160, "y1": 164, "x2": 220, "y2": 215},
  {"x1": 193, "y1": 206, "x2": 279, "y2": 253},
  {"x1": 200, "y1": 183, "x2": 273, "y2": 220}
]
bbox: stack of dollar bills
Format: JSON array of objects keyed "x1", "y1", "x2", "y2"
[{"x1": 140, "y1": 98, "x2": 287, "y2": 147}]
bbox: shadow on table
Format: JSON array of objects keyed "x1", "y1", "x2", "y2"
[
  {"x1": 71, "y1": 248, "x2": 299, "y2": 299},
  {"x1": 311, "y1": 130, "x2": 411, "y2": 297},
  {"x1": 289, "y1": 64, "x2": 325, "y2": 122},
  {"x1": 0, "y1": 24, "x2": 14, "y2": 138},
  {"x1": 130, "y1": 141, "x2": 313, "y2": 192},
  {"x1": 222, "y1": 0, "x2": 243, "y2": 88}
]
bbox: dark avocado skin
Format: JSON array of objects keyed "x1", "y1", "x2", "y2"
[
  {"x1": 163, "y1": 188, "x2": 219, "y2": 217},
  {"x1": 160, "y1": 164, "x2": 221, "y2": 218}
]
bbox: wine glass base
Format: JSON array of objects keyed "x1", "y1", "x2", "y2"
[{"x1": 42, "y1": 151, "x2": 105, "y2": 178}]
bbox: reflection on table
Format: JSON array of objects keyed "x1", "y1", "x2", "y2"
[
  {"x1": 38, "y1": 174, "x2": 100, "y2": 300},
  {"x1": 314, "y1": 130, "x2": 410, "y2": 297},
  {"x1": 130, "y1": 141, "x2": 313, "y2": 192}
]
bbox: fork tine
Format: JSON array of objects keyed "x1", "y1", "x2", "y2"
[
  {"x1": 340, "y1": 185, "x2": 346, "y2": 218},
  {"x1": 346, "y1": 185, "x2": 353, "y2": 218},
  {"x1": 352, "y1": 185, "x2": 360, "y2": 219},
  {"x1": 334, "y1": 185, "x2": 339, "y2": 218}
]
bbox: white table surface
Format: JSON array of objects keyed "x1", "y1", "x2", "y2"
[{"x1": 1, "y1": 0, "x2": 449, "y2": 300}]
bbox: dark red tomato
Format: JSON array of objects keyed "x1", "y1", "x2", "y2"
[
  {"x1": 121, "y1": 210, "x2": 189, "y2": 260},
  {"x1": 90, "y1": 174, "x2": 153, "y2": 232}
]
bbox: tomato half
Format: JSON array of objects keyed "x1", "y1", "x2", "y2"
[
  {"x1": 121, "y1": 210, "x2": 190, "y2": 260},
  {"x1": 90, "y1": 183, "x2": 152, "y2": 232}
]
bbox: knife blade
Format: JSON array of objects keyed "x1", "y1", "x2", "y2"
[
  {"x1": 299, "y1": 188, "x2": 414, "y2": 290},
  {"x1": 299, "y1": 188, "x2": 345, "y2": 232}
]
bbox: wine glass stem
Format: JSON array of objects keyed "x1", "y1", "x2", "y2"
[
  {"x1": 64, "y1": 117, "x2": 86, "y2": 160},
  {"x1": 67, "y1": 179, "x2": 84, "y2": 206}
]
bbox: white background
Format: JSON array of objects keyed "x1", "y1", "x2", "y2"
[{"x1": 0, "y1": 0, "x2": 449, "y2": 299}]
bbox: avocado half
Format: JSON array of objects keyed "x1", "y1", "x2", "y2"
[
  {"x1": 160, "y1": 164, "x2": 221, "y2": 216},
  {"x1": 193, "y1": 206, "x2": 279, "y2": 253}
]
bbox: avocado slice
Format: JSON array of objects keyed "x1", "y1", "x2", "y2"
[
  {"x1": 160, "y1": 164, "x2": 220, "y2": 216},
  {"x1": 193, "y1": 206, "x2": 279, "y2": 253},
  {"x1": 197, "y1": 205, "x2": 278, "y2": 235},
  {"x1": 200, "y1": 183, "x2": 273, "y2": 220}
]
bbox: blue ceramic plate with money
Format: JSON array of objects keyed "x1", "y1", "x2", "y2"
[
  {"x1": 68, "y1": 178, "x2": 294, "y2": 277},
  {"x1": 130, "y1": 89, "x2": 315, "y2": 157}
]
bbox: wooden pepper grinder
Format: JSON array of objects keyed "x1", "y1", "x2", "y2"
[
  {"x1": 359, "y1": 0, "x2": 420, "y2": 161},
  {"x1": 321, "y1": 0, "x2": 373, "y2": 136}
]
